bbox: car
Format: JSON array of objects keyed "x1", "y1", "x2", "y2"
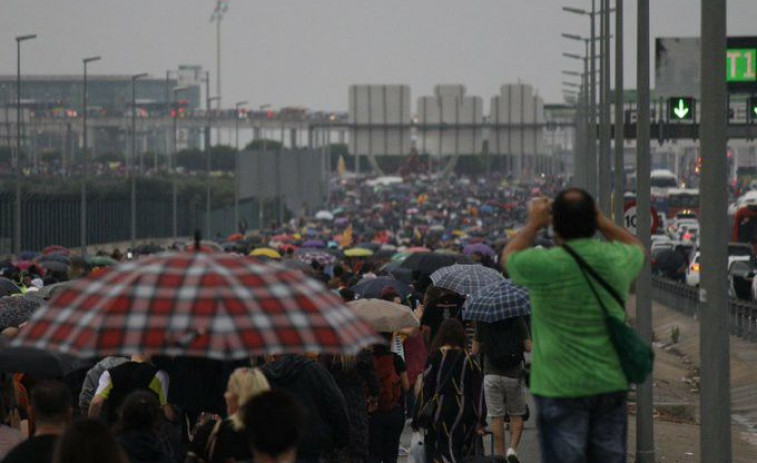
[{"x1": 685, "y1": 251, "x2": 700, "y2": 287}]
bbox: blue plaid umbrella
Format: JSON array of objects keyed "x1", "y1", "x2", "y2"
[
  {"x1": 461, "y1": 279, "x2": 530, "y2": 322},
  {"x1": 429, "y1": 264, "x2": 503, "y2": 295}
]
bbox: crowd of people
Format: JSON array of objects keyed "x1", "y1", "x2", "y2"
[{"x1": 0, "y1": 172, "x2": 648, "y2": 463}]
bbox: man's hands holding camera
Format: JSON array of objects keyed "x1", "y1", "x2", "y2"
[{"x1": 526, "y1": 197, "x2": 553, "y2": 230}]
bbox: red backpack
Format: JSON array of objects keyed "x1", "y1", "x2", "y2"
[{"x1": 373, "y1": 354, "x2": 401, "y2": 412}]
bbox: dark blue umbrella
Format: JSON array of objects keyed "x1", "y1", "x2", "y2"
[
  {"x1": 352, "y1": 276, "x2": 411, "y2": 299},
  {"x1": 462, "y1": 243, "x2": 496, "y2": 258},
  {"x1": 18, "y1": 251, "x2": 38, "y2": 262},
  {"x1": 0, "y1": 278, "x2": 21, "y2": 298},
  {"x1": 461, "y1": 279, "x2": 530, "y2": 323}
]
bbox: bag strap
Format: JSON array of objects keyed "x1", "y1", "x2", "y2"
[{"x1": 562, "y1": 244, "x2": 626, "y2": 312}]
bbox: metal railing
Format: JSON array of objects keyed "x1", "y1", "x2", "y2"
[{"x1": 651, "y1": 276, "x2": 757, "y2": 342}]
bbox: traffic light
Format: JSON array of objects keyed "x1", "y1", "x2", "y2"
[
  {"x1": 668, "y1": 97, "x2": 695, "y2": 121},
  {"x1": 748, "y1": 97, "x2": 757, "y2": 123}
]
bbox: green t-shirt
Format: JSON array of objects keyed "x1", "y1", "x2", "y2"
[{"x1": 507, "y1": 239, "x2": 644, "y2": 398}]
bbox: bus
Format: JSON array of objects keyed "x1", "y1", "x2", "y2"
[
  {"x1": 650, "y1": 169, "x2": 679, "y2": 216},
  {"x1": 667, "y1": 188, "x2": 699, "y2": 219}
]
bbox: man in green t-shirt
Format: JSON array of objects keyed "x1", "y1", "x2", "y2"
[{"x1": 503, "y1": 188, "x2": 645, "y2": 463}]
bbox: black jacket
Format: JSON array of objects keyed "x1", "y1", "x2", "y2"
[
  {"x1": 261, "y1": 355, "x2": 350, "y2": 458},
  {"x1": 117, "y1": 430, "x2": 174, "y2": 463}
]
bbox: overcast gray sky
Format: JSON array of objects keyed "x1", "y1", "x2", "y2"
[{"x1": 1, "y1": 1, "x2": 755, "y2": 111}]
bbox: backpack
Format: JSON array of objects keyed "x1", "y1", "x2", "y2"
[
  {"x1": 482, "y1": 319, "x2": 524, "y2": 370},
  {"x1": 374, "y1": 354, "x2": 402, "y2": 412}
]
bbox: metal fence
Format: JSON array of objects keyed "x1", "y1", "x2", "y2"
[
  {"x1": 651, "y1": 276, "x2": 757, "y2": 342},
  {"x1": 0, "y1": 189, "x2": 198, "y2": 253}
]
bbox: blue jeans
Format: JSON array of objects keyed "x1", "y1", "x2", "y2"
[{"x1": 535, "y1": 391, "x2": 627, "y2": 463}]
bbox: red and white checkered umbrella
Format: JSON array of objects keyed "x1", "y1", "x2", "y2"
[{"x1": 12, "y1": 253, "x2": 381, "y2": 359}]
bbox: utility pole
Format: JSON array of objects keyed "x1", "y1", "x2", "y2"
[
  {"x1": 14, "y1": 34, "x2": 37, "y2": 255},
  {"x1": 635, "y1": 1, "x2": 655, "y2": 462},
  {"x1": 130, "y1": 73, "x2": 148, "y2": 252},
  {"x1": 206, "y1": 95, "x2": 221, "y2": 240},
  {"x1": 234, "y1": 100, "x2": 248, "y2": 231},
  {"x1": 699, "y1": 0, "x2": 731, "y2": 461},
  {"x1": 81, "y1": 55, "x2": 101, "y2": 257},
  {"x1": 613, "y1": 0, "x2": 625, "y2": 225},
  {"x1": 589, "y1": 0, "x2": 597, "y2": 198},
  {"x1": 210, "y1": 0, "x2": 228, "y2": 141},
  {"x1": 599, "y1": 0, "x2": 612, "y2": 215}
]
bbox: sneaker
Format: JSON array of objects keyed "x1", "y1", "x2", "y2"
[
  {"x1": 506, "y1": 447, "x2": 520, "y2": 463},
  {"x1": 398, "y1": 446, "x2": 409, "y2": 457}
]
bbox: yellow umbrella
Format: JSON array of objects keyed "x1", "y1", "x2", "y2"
[
  {"x1": 344, "y1": 247, "x2": 373, "y2": 258},
  {"x1": 250, "y1": 248, "x2": 282, "y2": 259}
]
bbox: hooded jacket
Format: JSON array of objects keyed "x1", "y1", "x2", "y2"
[{"x1": 261, "y1": 355, "x2": 350, "y2": 458}]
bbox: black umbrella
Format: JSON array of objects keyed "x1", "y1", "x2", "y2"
[
  {"x1": 400, "y1": 252, "x2": 473, "y2": 276},
  {"x1": 36, "y1": 281, "x2": 75, "y2": 300},
  {"x1": 0, "y1": 294, "x2": 45, "y2": 330},
  {"x1": 0, "y1": 278, "x2": 21, "y2": 297},
  {"x1": 38, "y1": 260, "x2": 69, "y2": 274},
  {"x1": 134, "y1": 244, "x2": 164, "y2": 255},
  {"x1": 0, "y1": 342, "x2": 90, "y2": 376},
  {"x1": 352, "y1": 276, "x2": 412, "y2": 299},
  {"x1": 37, "y1": 254, "x2": 72, "y2": 266}
]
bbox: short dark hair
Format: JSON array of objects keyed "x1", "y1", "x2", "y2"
[
  {"x1": 242, "y1": 390, "x2": 302, "y2": 457},
  {"x1": 338, "y1": 288, "x2": 355, "y2": 302},
  {"x1": 116, "y1": 391, "x2": 161, "y2": 434},
  {"x1": 552, "y1": 188, "x2": 598, "y2": 240},
  {"x1": 431, "y1": 318, "x2": 467, "y2": 351},
  {"x1": 52, "y1": 419, "x2": 126, "y2": 463},
  {"x1": 31, "y1": 381, "x2": 71, "y2": 425}
]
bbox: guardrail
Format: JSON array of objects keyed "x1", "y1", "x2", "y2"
[{"x1": 651, "y1": 276, "x2": 757, "y2": 342}]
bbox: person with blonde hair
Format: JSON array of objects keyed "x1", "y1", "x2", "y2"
[{"x1": 188, "y1": 367, "x2": 270, "y2": 463}]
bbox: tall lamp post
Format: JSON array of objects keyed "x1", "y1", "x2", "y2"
[
  {"x1": 171, "y1": 86, "x2": 191, "y2": 240},
  {"x1": 613, "y1": 0, "x2": 625, "y2": 226},
  {"x1": 81, "y1": 55, "x2": 101, "y2": 256},
  {"x1": 13, "y1": 33, "x2": 37, "y2": 255},
  {"x1": 234, "y1": 100, "x2": 248, "y2": 231},
  {"x1": 563, "y1": 3, "x2": 615, "y2": 209},
  {"x1": 210, "y1": 1, "x2": 228, "y2": 121},
  {"x1": 563, "y1": 51, "x2": 590, "y2": 190},
  {"x1": 130, "y1": 73, "x2": 148, "y2": 252},
  {"x1": 206, "y1": 95, "x2": 221, "y2": 240}
]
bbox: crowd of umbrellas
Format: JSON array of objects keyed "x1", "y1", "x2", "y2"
[{"x1": 0, "y1": 173, "x2": 564, "y2": 377}]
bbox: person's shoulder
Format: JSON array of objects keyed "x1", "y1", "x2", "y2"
[{"x1": 3, "y1": 435, "x2": 57, "y2": 463}]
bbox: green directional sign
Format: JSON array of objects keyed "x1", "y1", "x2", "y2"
[
  {"x1": 668, "y1": 97, "x2": 695, "y2": 121},
  {"x1": 727, "y1": 49, "x2": 757, "y2": 82}
]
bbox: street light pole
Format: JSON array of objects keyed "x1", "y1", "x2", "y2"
[
  {"x1": 130, "y1": 73, "x2": 148, "y2": 252},
  {"x1": 613, "y1": 0, "x2": 625, "y2": 226},
  {"x1": 699, "y1": 0, "x2": 730, "y2": 461},
  {"x1": 13, "y1": 33, "x2": 36, "y2": 255},
  {"x1": 206, "y1": 95, "x2": 221, "y2": 240},
  {"x1": 234, "y1": 100, "x2": 248, "y2": 231},
  {"x1": 81, "y1": 55, "x2": 101, "y2": 257},
  {"x1": 635, "y1": 1, "x2": 655, "y2": 461},
  {"x1": 171, "y1": 86, "x2": 191, "y2": 240},
  {"x1": 599, "y1": 0, "x2": 612, "y2": 215}
]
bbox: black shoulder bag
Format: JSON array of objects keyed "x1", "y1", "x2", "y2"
[{"x1": 563, "y1": 244, "x2": 654, "y2": 385}]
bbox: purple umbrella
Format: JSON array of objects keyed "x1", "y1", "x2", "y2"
[
  {"x1": 463, "y1": 243, "x2": 496, "y2": 257},
  {"x1": 302, "y1": 240, "x2": 326, "y2": 249},
  {"x1": 295, "y1": 250, "x2": 337, "y2": 266}
]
